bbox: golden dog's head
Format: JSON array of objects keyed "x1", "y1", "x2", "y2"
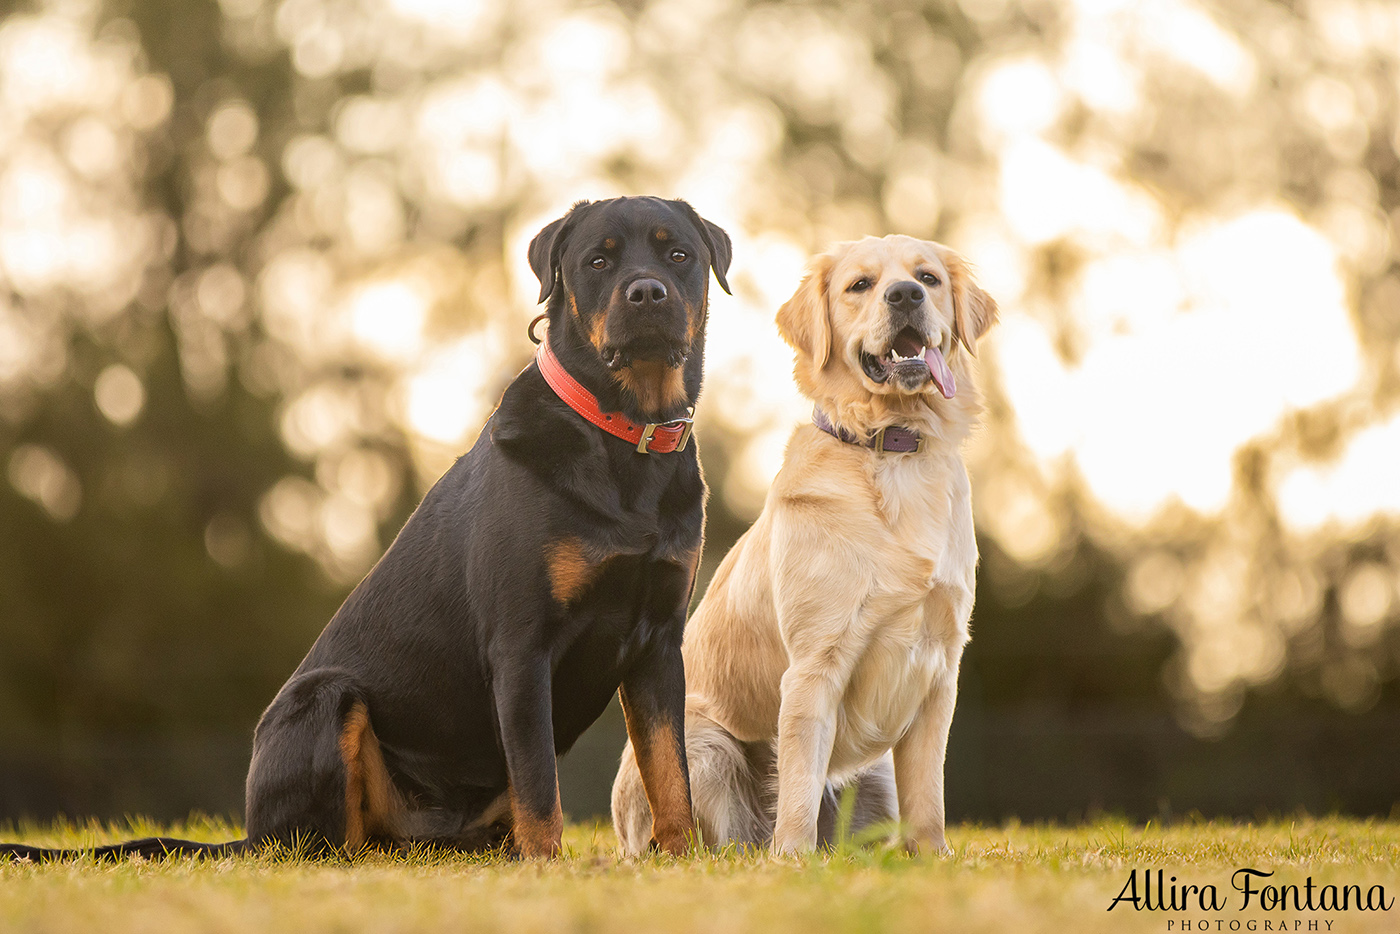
[{"x1": 776, "y1": 235, "x2": 998, "y2": 435}]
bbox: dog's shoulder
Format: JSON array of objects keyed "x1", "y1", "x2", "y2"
[
  {"x1": 489, "y1": 365, "x2": 594, "y2": 468},
  {"x1": 769, "y1": 425, "x2": 873, "y2": 511}
]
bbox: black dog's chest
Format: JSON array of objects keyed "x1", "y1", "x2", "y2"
[
  {"x1": 541, "y1": 548, "x2": 693, "y2": 749},
  {"x1": 559, "y1": 546, "x2": 689, "y2": 641}
]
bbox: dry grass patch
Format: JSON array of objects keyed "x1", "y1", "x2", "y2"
[{"x1": 2, "y1": 817, "x2": 1397, "y2": 934}]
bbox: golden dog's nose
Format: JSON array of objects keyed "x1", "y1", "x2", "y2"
[{"x1": 884, "y1": 280, "x2": 925, "y2": 312}]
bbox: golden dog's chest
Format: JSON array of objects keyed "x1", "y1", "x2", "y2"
[{"x1": 828, "y1": 584, "x2": 968, "y2": 777}]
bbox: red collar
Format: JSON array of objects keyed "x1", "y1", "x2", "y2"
[{"x1": 535, "y1": 334, "x2": 694, "y2": 454}]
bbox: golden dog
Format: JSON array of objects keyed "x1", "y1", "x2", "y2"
[{"x1": 612, "y1": 235, "x2": 997, "y2": 855}]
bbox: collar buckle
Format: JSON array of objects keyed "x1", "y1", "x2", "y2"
[
  {"x1": 637, "y1": 416, "x2": 694, "y2": 454},
  {"x1": 871, "y1": 426, "x2": 924, "y2": 454}
]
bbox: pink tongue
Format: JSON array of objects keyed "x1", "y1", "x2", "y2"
[{"x1": 924, "y1": 347, "x2": 956, "y2": 398}]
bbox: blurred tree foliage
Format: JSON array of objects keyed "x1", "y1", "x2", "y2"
[{"x1": 1, "y1": 0, "x2": 1398, "y2": 820}]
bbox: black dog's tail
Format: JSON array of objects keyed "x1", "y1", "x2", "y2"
[{"x1": 0, "y1": 837, "x2": 248, "y2": 863}]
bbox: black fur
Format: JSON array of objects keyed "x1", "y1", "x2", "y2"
[
  {"x1": 0, "y1": 839, "x2": 247, "y2": 863},
  {"x1": 2, "y1": 196, "x2": 731, "y2": 861}
]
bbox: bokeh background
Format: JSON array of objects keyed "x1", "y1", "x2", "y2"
[{"x1": 2, "y1": 0, "x2": 1398, "y2": 826}]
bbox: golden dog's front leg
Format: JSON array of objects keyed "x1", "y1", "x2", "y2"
[
  {"x1": 772, "y1": 663, "x2": 843, "y2": 854},
  {"x1": 891, "y1": 641, "x2": 964, "y2": 856}
]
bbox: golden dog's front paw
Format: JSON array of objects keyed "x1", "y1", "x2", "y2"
[
  {"x1": 772, "y1": 833, "x2": 817, "y2": 857},
  {"x1": 903, "y1": 833, "x2": 952, "y2": 857}
]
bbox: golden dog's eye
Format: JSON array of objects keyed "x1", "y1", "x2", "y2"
[
  {"x1": 919, "y1": 271, "x2": 941, "y2": 287},
  {"x1": 670, "y1": 249, "x2": 688, "y2": 263},
  {"x1": 848, "y1": 278, "x2": 871, "y2": 293},
  {"x1": 590, "y1": 257, "x2": 607, "y2": 270}
]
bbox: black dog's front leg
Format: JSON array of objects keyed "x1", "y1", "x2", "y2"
[
  {"x1": 493, "y1": 657, "x2": 562, "y2": 857},
  {"x1": 619, "y1": 633, "x2": 694, "y2": 855}
]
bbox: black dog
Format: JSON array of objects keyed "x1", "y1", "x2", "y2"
[{"x1": 1, "y1": 196, "x2": 731, "y2": 861}]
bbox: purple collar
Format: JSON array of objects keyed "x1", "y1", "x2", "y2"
[{"x1": 812, "y1": 408, "x2": 924, "y2": 454}]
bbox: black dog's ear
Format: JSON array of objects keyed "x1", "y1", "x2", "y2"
[
  {"x1": 674, "y1": 201, "x2": 733, "y2": 296},
  {"x1": 528, "y1": 202, "x2": 589, "y2": 304}
]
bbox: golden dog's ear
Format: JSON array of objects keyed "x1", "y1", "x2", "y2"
[
  {"x1": 776, "y1": 253, "x2": 835, "y2": 369},
  {"x1": 943, "y1": 249, "x2": 998, "y2": 356}
]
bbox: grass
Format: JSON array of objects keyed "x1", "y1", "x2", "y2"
[{"x1": 2, "y1": 816, "x2": 1398, "y2": 933}]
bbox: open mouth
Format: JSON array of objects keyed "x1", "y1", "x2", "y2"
[{"x1": 859, "y1": 326, "x2": 956, "y2": 398}]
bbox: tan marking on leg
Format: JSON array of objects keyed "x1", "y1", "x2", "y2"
[
  {"x1": 621, "y1": 707, "x2": 694, "y2": 856},
  {"x1": 613, "y1": 362, "x2": 688, "y2": 417},
  {"x1": 545, "y1": 537, "x2": 602, "y2": 604},
  {"x1": 508, "y1": 785, "x2": 563, "y2": 858},
  {"x1": 339, "y1": 703, "x2": 368, "y2": 852},
  {"x1": 339, "y1": 701, "x2": 402, "y2": 853}
]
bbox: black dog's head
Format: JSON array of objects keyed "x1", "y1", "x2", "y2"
[{"x1": 529, "y1": 196, "x2": 732, "y2": 420}]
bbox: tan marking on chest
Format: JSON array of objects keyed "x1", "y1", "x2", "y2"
[
  {"x1": 613, "y1": 361, "x2": 687, "y2": 415},
  {"x1": 546, "y1": 537, "x2": 602, "y2": 604}
]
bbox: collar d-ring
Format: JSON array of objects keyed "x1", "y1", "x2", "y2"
[{"x1": 527, "y1": 313, "x2": 549, "y2": 345}]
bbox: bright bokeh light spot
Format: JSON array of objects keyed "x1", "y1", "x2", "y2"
[
  {"x1": 404, "y1": 332, "x2": 502, "y2": 446},
  {"x1": 385, "y1": 0, "x2": 490, "y2": 37},
  {"x1": 997, "y1": 210, "x2": 1360, "y2": 522},
  {"x1": 977, "y1": 473, "x2": 1062, "y2": 565},
  {"x1": 206, "y1": 100, "x2": 258, "y2": 159},
  {"x1": 1064, "y1": 0, "x2": 1255, "y2": 99},
  {"x1": 1057, "y1": 37, "x2": 1139, "y2": 114},
  {"x1": 349, "y1": 279, "x2": 429, "y2": 363},
  {"x1": 1140, "y1": 0, "x2": 1255, "y2": 97},
  {"x1": 976, "y1": 57, "x2": 1063, "y2": 143},
  {"x1": 94, "y1": 364, "x2": 145, "y2": 426},
  {"x1": 281, "y1": 383, "x2": 360, "y2": 459},
  {"x1": 1338, "y1": 562, "x2": 1392, "y2": 641},
  {"x1": 999, "y1": 140, "x2": 1161, "y2": 247},
  {"x1": 1276, "y1": 411, "x2": 1400, "y2": 532},
  {"x1": 0, "y1": 17, "x2": 101, "y2": 115},
  {"x1": 8, "y1": 444, "x2": 81, "y2": 522}
]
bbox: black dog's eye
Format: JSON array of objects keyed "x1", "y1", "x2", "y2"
[
  {"x1": 590, "y1": 256, "x2": 607, "y2": 270},
  {"x1": 919, "y1": 271, "x2": 941, "y2": 287},
  {"x1": 848, "y1": 277, "x2": 872, "y2": 293},
  {"x1": 670, "y1": 249, "x2": 688, "y2": 263}
]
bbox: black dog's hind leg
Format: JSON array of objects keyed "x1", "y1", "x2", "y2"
[
  {"x1": 618, "y1": 636, "x2": 694, "y2": 855},
  {"x1": 245, "y1": 668, "x2": 400, "y2": 855},
  {"x1": 492, "y1": 656, "x2": 563, "y2": 858}
]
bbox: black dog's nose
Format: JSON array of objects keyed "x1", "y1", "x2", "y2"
[
  {"x1": 884, "y1": 281, "x2": 925, "y2": 310},
  {"x1": 627, "y1": 278, "x2": 668, "y2": 306}
]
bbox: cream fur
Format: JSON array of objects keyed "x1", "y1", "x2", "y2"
[{"x1": 612, "y1": 235, "x2": 997, "y2": 856}]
